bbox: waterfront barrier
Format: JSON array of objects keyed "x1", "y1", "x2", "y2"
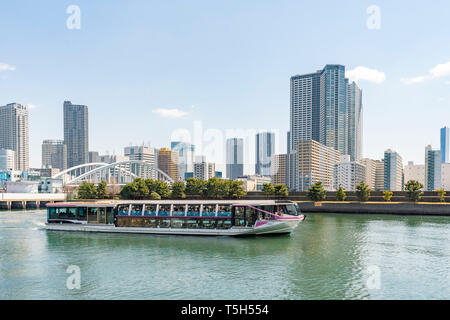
[
  {"x1": 296, "y1": 201, "x2": 450, "y2": 216},
  {"x1": 0, "y1": 193, "x2": 66, "y2": 210}
]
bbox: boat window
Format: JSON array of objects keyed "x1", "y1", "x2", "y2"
[
  {"x1": 171, "y1": 218, "x2": 185, "y2": 228},
  {"x1": 97, "y1": 208, "x2": 106, "y2": 224},
  {"x1": 282, "y1": 204, "x2": 300, "y2": 216},
  {"x1": 186, "y1": 219, "x2": 200, "y2": 229},
  {"x1": 187, "y1": 204, "x2": 201, "y2": 216},
  {"x1": 158, "y1": 204, "x2": 171, "y2": 216},
  {"x1": 159, "y1": 218, "x2": 170, "y2": 228},
  {"x1": 173, "y1": 205, "x2": 186, "y2": 216},
  {"x1": 201, "y1": 219, "x2": 216, "y2": 229},
  {"x1": 144, "y1": 204, "x2": 157, "y2": 216},
  {"x1": 218, "y1": 205, "x2": 232, "y2": 217},
  {"x1": 143, "y1": 218, "x2": 159, "y2": 228},
  {"x1": 245, "y1": 207, "x2": 258, "y2": 227},
  {"x1": 48, "y1": 207, "x2": 58, "y2": 219},
  {"x1": 130, "y1": 204, "x2": 142, "y2": 216},
  {"x1": 129, "y1": 217, "x2": 143, "y2": 227},
  {"x1": 202, "y1": 204, "x2": 217, "y2": 217},
  {"x1": 77, "y1": 207, "x2": 87, "y2": 220},
  {"x1": 67, "y1": 208, "x2": 77, "y2": 219},
  {"x1": 217, "y1": 219, "x2": 232, "y2": 229},
  {"x1": 118, "y1": 204, "x2": 129, "y2": 216},
  {"x1": 88, "y1": 207, "x2": 98, "y2": 224},
  {"x1": 233, "y1": 206, "x2": 246, "y2": 227}
]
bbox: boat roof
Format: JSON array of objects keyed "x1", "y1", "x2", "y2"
[{"x1": 47, "y1": 200, "x2": 294, "y2": 207}]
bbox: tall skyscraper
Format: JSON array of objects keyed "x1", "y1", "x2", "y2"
[
  {"x1": 384, "y1": 149, "x2": 403, "y2": 191},
  {"x1": 0, "y1": 103, "x2": 29, "y2": 171},
  {"x1": 42, "y1": 140, "x2": 67, "y2": 170},
  {"x1": 441, "y1": 127, "x2": 449, "y2": 163},
  {"x1": 255, "y1": 132, "x2": 275, "y2": 176},
  {"x1": 226, "y1": 138, "x2": 244, "y2": 180},
  {"x1": 289, "y1": 64, "x2": 362, "y2": 160},
  {"x1": 157, "y1": 148, "x2": 179, "y2": 181},
  {"x1": 425, "y1": 145, "x2": 442, "y2": 191},
  {"x1": 64, "y1": 101, "x2": 89, "y2": 168},
  {"x1": 171, "y1": 141, "x2": 195, "y2": 181}
]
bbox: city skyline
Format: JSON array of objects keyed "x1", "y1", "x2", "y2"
[{"x1": 2, "y1": 2, "x2": 450, "y2": 168}]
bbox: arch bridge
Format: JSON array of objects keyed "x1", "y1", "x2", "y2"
[{"x1": 52, "y1": 161, "x2": 174, "y2": 186}]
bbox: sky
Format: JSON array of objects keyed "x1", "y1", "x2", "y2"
[{"x1": 1, "y1": 0, "x2": 450, "y2": 172}]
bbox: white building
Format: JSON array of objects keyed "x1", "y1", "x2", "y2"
[
  {"x1": 124, "y1": 146, "x2": 158, "y2": 179},
  {"x1": 98, "y1": 154, "x2": 130, "y2": 164},
  {"x1": 0, "y1": 149, "x2": 15, "y2": 171},
  {"x1": 237, "y1": 175, "x2": 272, "y2": 192},
  {"x1": 271, "y1": 154, "x2": 287, "y2": 186},
  {"x1": 193, "y1": 156, "x2": 215, "y2": 181},
  {"x1": 334, "y1": 155, "x2": 366, "y2": 191},
  {"x1": 0, "y1": 103, "x2": 29, "y2": 171},
  {"x1": 403, "y1": 161, "x2": 425, "y2": 186},
  {"x1": 359, "y1": 158, "x2": 384, "y2": 191}
]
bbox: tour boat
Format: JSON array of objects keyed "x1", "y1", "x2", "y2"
[{"x1": 45, "y1": 200, "x2": 305, "y2": 236}]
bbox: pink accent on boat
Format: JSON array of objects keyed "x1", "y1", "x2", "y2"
[
  {"x1": 233, "y1": 204, "x2": 303, "y2": 221},
  {"x1": 255, "y1": 221, "x2": 268, "y2": 227}
]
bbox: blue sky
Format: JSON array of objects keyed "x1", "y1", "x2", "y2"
[{"x1": 1, "y1": 0, "x2": 450, "y2": 171}]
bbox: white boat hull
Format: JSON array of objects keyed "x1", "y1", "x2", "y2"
[{"x1": 45, "y1": 219, "x2": 302, "y2": 236}]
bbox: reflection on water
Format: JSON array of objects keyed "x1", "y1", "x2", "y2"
[{"x1": 0, "y1": 210, "x2": 449, "y2": 299}]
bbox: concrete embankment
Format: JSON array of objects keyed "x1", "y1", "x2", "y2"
[{"x1": 296, "y1": 202, "x2": 450, "y2": 216}]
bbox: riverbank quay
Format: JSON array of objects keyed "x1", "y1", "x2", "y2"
[
  {"x1": 296, "y1": 201, "x2": 450, "y2": 216},
  {"x1": 0, "y1": 193, "x2": 66, "y2": 210}
]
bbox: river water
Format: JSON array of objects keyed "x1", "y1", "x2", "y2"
[{"x1": 1, "y1": 209, "x2": 449, "y2": 300}]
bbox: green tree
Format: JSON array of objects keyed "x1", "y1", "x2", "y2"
[
  {"x1": 145, "y1": 179, "x2": 170, "y2": 199},
  {"x1": 149, "y1": 191, "x2": 162, "y2": 200},
  {"x1": 120, "y1": 178, "x2": 149, "y2": 200},
  {"x1": 405, "y1": 180, "x2": 424, "y2": 202},
  {"x1": 185, "y1": 178, "x2": 207, "y2": 197},
  {"x1": 262, "y1": 183, "x2": 275, "y2": 196},
  {"x1": 205, "y1": 177, "x2": 227, "y2": 199},
  {"x1": 171, "y1": 181, "x2": 186, "y2": 199},
  {"x1": 225, "y1": 180, "x2": 247, "y2": 199},
  {"x1": 274, "y1": 184, "x2": 289, "y2": 197},
  {"x1": 355, "y1": 181, "x2": 371, "y2": 202},
  {"x1": 382, "y1": 190, "x2": 393, "y2": 202},
  {"x1": 436, "y1": 189, "x2": 446, "y2": 202},
  {"x1": 96, "y1": 181, "x2": 108, "y2": 199},
  {"x1": 78, "y1": 182, "x2": 97, "y2": 199},
  {"x1": 307, "y1": 181, "x2": 326, "y2": 202},
  {"x1": 336, "y1": 185, "x2": 347, "y2": 201}
]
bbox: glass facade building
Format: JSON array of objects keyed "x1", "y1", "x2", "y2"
[{"x1": 441, "y1": 127, "x2": 449, "y2": 164}]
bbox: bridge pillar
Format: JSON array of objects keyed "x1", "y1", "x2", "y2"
[{"x1": 7, "y1": 201, "x2": 12, "y2": 210}]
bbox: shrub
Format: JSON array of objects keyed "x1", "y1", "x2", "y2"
[
  {"x1": 405, "y1": 180, "x2": 424, "y2": 202},
  {"x1": 336, "y1": 185, "x2": 347, "y2": 201},
  {"x1": 436, "y1": 189, "x2": 446, "y2": 202},
  {"x1": 307, "y1": 181, "x2": 326, "y2": 202},
  {"x1": 355, "y1": 181, "x2": 371, "y2": 202},
  {"x1": 382, "y1": 190, "x2": 393, "y2": 202}
]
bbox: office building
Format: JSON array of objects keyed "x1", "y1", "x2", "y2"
[
  {"x1": 226, "y1": 138, "x2": 244, "y2": 180},
  {"x1": 441, "y1": 127, "x2": 449, "y2": 163},
  {"x1": 271, "y1": 154, "x2": 287, "y2": 186},
  {"x1": 286, "y1": 151, "x2": 298, "y2": 191},
  {"x1": 42, "y1": 140, "x2": 67, "y2": 171},
  {"x1": 193, "y1": 156, "x2": 215, "y2": 181},
  {"x1": 171, "y1": 141, "x2": 195, "y2": 181},
  {"x1": 157, "y1": 148, "x2": 179, "y2": 181},
  {"x1": 98, "y1": 154, "x2": 129, "y2": 164},
  {"x1": 237, "y1": 175, "x2": 272, "y2": 192},
  {"x1": 255, "y1": 132, "x2": 275, "y2": 176},
  {"x1": 403, "y1": 161, "x2": 425, "y2": 186},
  {"x1": 124, "y1": 146, "x2": 158, "y2": 179},
  {"x1": 360, "y1": 158, "x2": 384, "y2": 191},
  {"x1": 89, "y1": 151, "x2": 99, "y2": 163},
  {"x1": 64, "y1": 101, "x2": 88, "y2": 168},
  {"x1": 425, "y1": 145, "x2": 442, "y2": 191},
  {"x1": 334, "y1": 155, "x2": 366, "y2": 191},
  {"x1": 384, "y1": 149, "x2": 403, "y2": 191},
  {"x1": 0, "y1": 103, "x2": 29, "y2": 170},
  {"x1": 297, "y1": 139, "x2": 340, "y2": 191},
  {"x1": 0, "y1": 149, "x2": 15, "y2": 171},
  {"x1": 289, "y1": 65, "x2": 362, "y2": 161}
]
